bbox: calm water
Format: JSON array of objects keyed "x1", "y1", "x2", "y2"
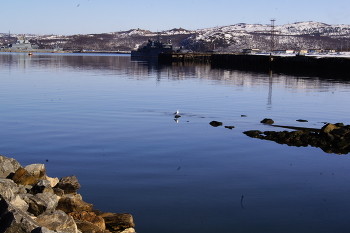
[{"x1": 1, "y1": 53, "x2": 350, "y2": 233}]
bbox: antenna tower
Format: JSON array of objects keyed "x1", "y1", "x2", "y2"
[{"x1": 270, "y1": 19, "x2": 277, "y2": 53}]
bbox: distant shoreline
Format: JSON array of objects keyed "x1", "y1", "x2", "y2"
[{"x1": 0, "y1": 50, "x2": 131, "y2": 54}]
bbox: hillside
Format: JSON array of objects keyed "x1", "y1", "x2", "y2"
[{"x1": 1, "y1": 21, "x2": 350, "y2": 52}]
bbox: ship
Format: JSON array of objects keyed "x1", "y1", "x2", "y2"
[
  {"x1": 131, "y1": 38, "x2": 173, "y2": 57},
  {"x1": 1, "y1": 35, "x2": 62, "y2": 53}
]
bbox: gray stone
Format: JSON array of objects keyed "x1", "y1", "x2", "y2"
[
  {"x1": 0, "y1": 178, "x2": 18, "y2": 201},
  {"x1": 0, "y1": 196, "x2": 40, "y2": 233},
  {"x1": 10, "y1": 195, "x2": 29, "y2": 212},
  {"x1": 55, "y1": 176, "x2": 81, "y2": 194},
  {"x1": 31, "y1": 180, "x2": 54, "y2": 195},
  {"x1": 0, "y1": 155, "x2": 22, "y2": 179},
  {"x1": 27, "y1": 192, "x2": 59, "y2": 216},
  {"x1": 24, "y1": 164, "x2": 47, "y2": 180},
  {"x1": 35, "y1": 210, "x2": 78, "y2": 233}
]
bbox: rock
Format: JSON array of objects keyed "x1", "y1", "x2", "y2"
[
  {"x1": 224, "y1": 126, "x2": 235, "y2": 129},
  {"x1": 0, "y1": 155, "x2": 22, "y2": 179},
  {"x1": 119, "y1": 228, "x2": 136, "y2": 233},
  {"x1": 74, "y1": 220, "x2": 107, "y2": 233},
  {"x1": 11, "y1": 167, "x2": 38, "y2": 186},
  {"x1": 24, "y1": 164, "x2": 47, "y2": 180},
  {"x1": 53, "y1": 187, "x2": 65, "y2": 197},
  {"x1": 45, "y1": 176, "x2": 59, "y2": 188},
  {"x1": 0, "y1": 196, "x2": 41, "y2": 233},
  {"x1": 0, "y1": 178, "x2": 18, "y2": 201},
  {"x1": 55, "y1": 176, "x2": 81, "y2": 194},
  {"x1": 244, "y1": 123, "x2": 350, "y2": 154},
  {"x1": 69, "y1": 211, "x2": 105, "y2": 229},
  {"x1": 26, "y1": 193, "x2": 59, "y2": 216},
  {"x1": 30, "y1": 180, "x2": 54, "y2": 195},
  {"x1": 10, "y1": 195, "x2": 29, "y2": 212},
  {"x1": 97, "y1": 212, "x2": 135, "y2": 232},
  {"x1": 209, "y1": 121, "x2": 223, "y2": 127},
  {"x1": 243, "y1": 130, "x2": 263, "y2": 138},
  {"x1": 31, "y1": 226, "x2": 57, "y2": 233},
  {"x1": 321, "y1": 123, "x2": 340, "y2": 134},
  {"x1": 56, "y1": 194, "x2": 93, "y2": 213},
  {"x1": 296, "y1": 119, "x2": 308, "y2": 122},
  {"x1": 35, "y1": 210, "x2": 78, "y2": 233},
  {"x1": 260, "y1": 118, "x2": 274, "y2": 124}
]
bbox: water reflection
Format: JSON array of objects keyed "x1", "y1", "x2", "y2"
[{"x1": 1, "y1": 53, "x2": 350, "y2": 90}]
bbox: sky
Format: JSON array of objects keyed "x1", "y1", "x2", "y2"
[{"x1": 1, "y1": 0, "x2": 350, "y2": 35}]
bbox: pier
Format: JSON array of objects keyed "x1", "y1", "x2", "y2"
[{"x1": 159, "y1": 53, "x2": 350, "y2": 78}]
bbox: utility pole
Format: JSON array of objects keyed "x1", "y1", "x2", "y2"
[{"x1": 270, "y1": 19, "x2": 277, "y2": 54}]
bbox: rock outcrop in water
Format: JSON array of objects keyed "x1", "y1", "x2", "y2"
[
  {"x1": 244, "y1": 123, "x2": 350, "y2": 154},
  {"x1": 0, "y1": 155, "x2": 135, "y2": 233}
]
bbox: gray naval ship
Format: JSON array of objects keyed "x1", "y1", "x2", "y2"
[
  {"x1": 9, "y1": 36, "x2": 39, "y2": 50},
  {"x1": 1, "y1": 35, "x2": 62, "y2": 53},
  {"x1": 131, "y1": 38, "x2": 173, "y2": 57}
]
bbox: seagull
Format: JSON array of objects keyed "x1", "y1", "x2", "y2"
[{"x1": 174, "y1": 110, "x2": 179, "y2": 115}]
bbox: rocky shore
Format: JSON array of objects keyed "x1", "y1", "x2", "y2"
[
  {"x1": 0, "y1": 155, "x2": 135, "y2": 233},
  {"x1": 244, "y1": 121, "x2": 350, "y2": 154}
]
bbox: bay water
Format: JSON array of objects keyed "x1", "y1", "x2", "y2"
[{"x1": 1, "y1": 53, "x2": 350, "y2": 233}]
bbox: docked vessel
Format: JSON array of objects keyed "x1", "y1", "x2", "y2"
[
  {"x1": 1, "y1": 35, "x2": 62, "y2": 53},
  {"x1": 131, "y1": 39, "x2": 173, "y2": 57}
]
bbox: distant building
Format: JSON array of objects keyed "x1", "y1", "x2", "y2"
[
  {"x1": 307, "y1": 49, "x2": 322, "y2": 54},
  {"x1": 273, "y1": 50, "x2": 294, "y2": 54},
  {"x1": 242, "y1": 48, "x2": 261, "y2": 54}
]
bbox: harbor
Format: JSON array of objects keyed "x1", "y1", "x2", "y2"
[{"x1": 158, "y1": 52, "x2": 350, "y2": 78}]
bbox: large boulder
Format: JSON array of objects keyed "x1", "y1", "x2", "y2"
[
  {"x1": 69, "y1": 210, "x2": 105, "y2": 229},
  {"x1": 11, "y1": 168, "x2": 38, "y2": 186},
  {"x1": 56, "y1": 194, "x2": 93, "y2": 213},
  {"x1": 10, "y1": 195, "x2": 29, "y2": 212},
  {"x1": 30, "y1": 180, "x2": 54, "y2": 195},
  {"x1": 25, "y1": 193, "x2": 59, "y2": 216},
  {"x1": 97, "y1": 212, "x2": 135, "y2": 232},
  {"x1": 24, "y1": 164, "x2": 47, "y2": 181},
  {"x1": 0, "y1": 178, "x2": 18, "y2": 201},
  {"x1": 35, "y1": 210, "x2": 78, "y2": 233},
  {"x1": 0, "y1": 196, "x2": 40, "y2": 233},
  {"x1": 0, "y1": 155, "x2": 22, "y2": 179},
  {"x1": 45, "y1": 176, "x2": 59, "y2": 188},
  {"x1": 55, "y1": 176, "x2": 81, "y2": 194}
]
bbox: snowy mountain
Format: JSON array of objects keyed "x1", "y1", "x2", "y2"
[{"x1": 1, "y1": 21, "x2": 350, "y2": 52}]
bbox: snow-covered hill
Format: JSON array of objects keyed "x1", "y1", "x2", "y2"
[{"x1": 1, "y1": 21, "x2": 349, "y2": 52}]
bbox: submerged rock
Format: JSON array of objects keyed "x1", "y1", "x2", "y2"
[
  {"x1": 209, "y1": 121, "x2": 223, "y2": 127},
  {"x1": 243, "y1": 123, "x2": 350, "y2": 154},
  {"x1": 260, "y1": 118, "x2": 274, "y2": 124}
]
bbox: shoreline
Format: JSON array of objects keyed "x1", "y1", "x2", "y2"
[{"x1": 0, "y1": 155, "x2": 135, "y2": 233}]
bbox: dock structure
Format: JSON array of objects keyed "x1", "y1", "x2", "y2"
[
  {"x1": 158, "y1": 52, "x2": 212, "y2": 63},
  {"x1": 159, "y1": 52, "x2": 350, "y2": 78}
]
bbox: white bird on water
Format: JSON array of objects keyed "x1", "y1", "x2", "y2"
[{"x1": 174, "y1": 110, "x2": 179, "y2": 115}]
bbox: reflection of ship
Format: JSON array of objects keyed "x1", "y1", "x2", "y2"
[{"x1": 131, "y1": 39, "x2": 173, "y2": 57}]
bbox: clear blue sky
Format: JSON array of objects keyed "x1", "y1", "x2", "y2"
[{"x1": 2, "y1": 0, "x2": 349, "y2": 35}]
